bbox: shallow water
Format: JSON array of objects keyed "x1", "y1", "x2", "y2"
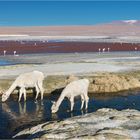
[
  {"x1": 0, "y1": 60, "x2": 14, "y2": 66},
  {"x1": 109, "y1": 57, "x2": 140, "y2": 63},
  {"x1": 0, "y1": 90, "x2": 140, "y2": 138}
]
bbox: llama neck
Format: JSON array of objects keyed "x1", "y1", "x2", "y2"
[
  {"x1": 56, "y1": 93, "x2": 65, "y2": 108},
  {"x1": 6, "y1": 81, "x2": 17, "y2": 97}
]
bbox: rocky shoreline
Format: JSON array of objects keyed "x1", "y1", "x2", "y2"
[
  {"x1": 1, "y1": 71, "x2": 140, "y2": 97},
  {"x1": 13, "y1": 108, "x2": 140, "y2": 139}
]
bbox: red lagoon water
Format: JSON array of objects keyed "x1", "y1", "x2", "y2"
[{"x1": 0, "y1": 41, "x2": 140, "y2": 55}]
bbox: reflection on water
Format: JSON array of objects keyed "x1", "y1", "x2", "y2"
[{"x1": 1, "y1": 91, "x2": 140, "y2": 138}]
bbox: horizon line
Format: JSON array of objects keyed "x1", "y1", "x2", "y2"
[{"x1": 0, "y1": 19, "x2": 139, "y2": 27}]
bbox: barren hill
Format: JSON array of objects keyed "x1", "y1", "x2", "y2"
[{"x1": 0, "y1": 20, "x2": 140, "y2": 37}]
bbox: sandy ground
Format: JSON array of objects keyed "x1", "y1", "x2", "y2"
[{"x1": 0, "y1": 52, "x2": 140, "y2": 79}]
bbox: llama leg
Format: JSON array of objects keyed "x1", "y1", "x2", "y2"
[
  {"x1": 80, "y1": 94, "x2": 85, "y2": 110},
  {"x1": 18, "y1": 88, "x2": 23, "y2": 102},
  {"x1": 23, "y1": 88, "x2": 26, "y2": 101},
  {"x1": 70, "y1": 97, "x2": 74, "y2": 112},
  {"x1": 84, "y1": 94, "x2": 89, "y2": 110},
  {"x1": 35, "y1": 84, "x2": 40, "y2": 100},
  {"x1": 38, "y1": 81, "x2": 44, "y2": 100},
  {"x1": 37, "y1": 81, "x2": 44, "y2": 100}
]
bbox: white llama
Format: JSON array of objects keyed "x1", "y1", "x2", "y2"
[
  {"x1": 2, "y1": 70, "x2": 44, "y2": 102},
  {"x1": 51, "y1": 78, "x2": 89, "y2": 113}
]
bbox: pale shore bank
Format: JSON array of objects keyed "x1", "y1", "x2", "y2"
[{"x1": 0, "y1": 52, "x2": 140, "y2": 79}]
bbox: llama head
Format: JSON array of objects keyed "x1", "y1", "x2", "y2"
[
  {"x1": 2, "y1": 92, "x2": 9, "y2": 102},
  {"x1": 51, "y1": 101, "x2": 59, "y2": 113}
]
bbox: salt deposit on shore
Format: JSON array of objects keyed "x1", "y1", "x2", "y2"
[
  {"x1": 0, "y1": 52, "x2": 140, "y2": 79},
  {"x1": 0, "y1": 34, "x2": 140, "y2": 43},
  {"x1": 0, "y1": 52, "x2": 138, "y2": 79},
  {"x1": 0, "y1": 62, "x2": 130, "y2": 79}
]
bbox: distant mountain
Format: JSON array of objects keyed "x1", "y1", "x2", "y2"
[
  {"x1": 108, "y1": 20, "x2": 140, "y2": 26},
  {"x1": 0, "y1": 20, "x2": 140, "y2": 37}
]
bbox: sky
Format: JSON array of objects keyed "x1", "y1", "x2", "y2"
[{"x1": 0, "y1": 1, "x2": 140, "y2": 26}]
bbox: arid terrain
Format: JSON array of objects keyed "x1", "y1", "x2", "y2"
[{"x1": 0, "y1": 20, "x2": 140, "y2": 36}]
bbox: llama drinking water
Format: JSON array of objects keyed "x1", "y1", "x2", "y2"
[
  {"x1": 2, "y1": 70, "x2": 44, "y2": 102},
  {"x1": 51, "y1": 78, "x2": 89, "y2": 113}
]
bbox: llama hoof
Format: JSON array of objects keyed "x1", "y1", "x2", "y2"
[
  {"x1": 34, "y1": 100, "x2": 38, "y2": 104},
  {"x1": 66, "y1": 110, "x2": 71, "y2": 112},
  {"x1": 69, "y1": 109, "x2": 74, "y2": 112}
]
